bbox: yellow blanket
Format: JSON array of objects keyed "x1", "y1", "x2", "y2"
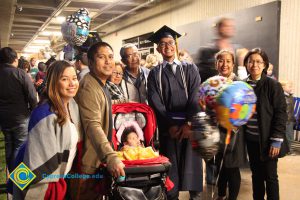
[{"x1": 117, "y1": 146, "x2": 159, "y2": 160}]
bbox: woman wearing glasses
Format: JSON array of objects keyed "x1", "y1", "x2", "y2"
[
  {"x1": 243, "y1": 48, "x2": 288, "y2": 200},
  {"x1": 106, "y1": 61, "x2": 129, "y2": 104}
]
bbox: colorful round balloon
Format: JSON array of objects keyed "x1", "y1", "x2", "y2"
[
  {"x1": 61, "y1": 8, "x2": 91, "y2": 46},
  {"x1": 198, "y1": 75, "x2": 231, "y2": 109},
  {"x1": 215, "y1": 81, "x2": 257, "y2": 130}
]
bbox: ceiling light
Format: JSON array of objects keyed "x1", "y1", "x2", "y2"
[
  {"x1": 56, "y1": 16, "x2": 66, "y2": 24},
  {"x1": 23, "y1": 48, "x2": 40, "y2": 53},
  {"x1": 41, "y1": 31, "x2": 62, "y2": 36},
  {"x1": 32, "y1": 40, "x2": 51, "y2": 44}
]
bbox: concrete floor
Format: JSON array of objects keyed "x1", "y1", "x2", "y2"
[{"x1": 179, "y1": 155, "x2": 300, "y2": 200}]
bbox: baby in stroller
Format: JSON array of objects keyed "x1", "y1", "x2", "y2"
[
  {"x1": 110, "y1": 103, "x2": 172, "y2": 200},
  {"x1": 116, "y1": 121, "x2": 159, "y2": 161},
  {"x1": 118, "y1": 120, "x2": 144, "y2": 148}
]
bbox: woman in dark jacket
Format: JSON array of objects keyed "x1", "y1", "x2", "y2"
[{"x1": 243, "y1": 48, "x2": 288, "y2": 200}]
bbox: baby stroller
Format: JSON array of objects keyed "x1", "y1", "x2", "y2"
[{"x1": 109, "y1": 102, "x2": 172, "y2": 200}]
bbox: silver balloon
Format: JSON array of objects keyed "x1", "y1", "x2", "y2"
[{"x1": 191, "y1": 112, "x2": 220, "y2": 161}]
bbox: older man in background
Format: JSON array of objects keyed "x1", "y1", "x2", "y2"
[{"x1": 120, "y1": 43, "x2": 150, "y2": 103}]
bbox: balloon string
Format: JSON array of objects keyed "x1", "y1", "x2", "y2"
[
  {"x1": 225, "y1": 128, "x2": 232, "y2": 144},
  {"x1": 212, "y1": 128, "x2": 231, "y2": 198}
]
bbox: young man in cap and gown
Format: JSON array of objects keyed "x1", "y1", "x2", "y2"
[{"x1": 147, "y1": 25, "x2": 203, "y2": 200}]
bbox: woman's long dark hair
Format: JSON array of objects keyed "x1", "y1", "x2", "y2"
[{"x1": 45, "y1": 60, "x2": 76, "y2": 126}]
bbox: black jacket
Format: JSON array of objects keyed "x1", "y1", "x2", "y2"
[
  {"x1": 0, "y1": 64, "x2": 37, "y2": 128},
  {"x1": 246, "y1": 73, "x2": 288, "y2": 160}
]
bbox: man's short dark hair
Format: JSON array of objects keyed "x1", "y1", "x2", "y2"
[
  {"x1": 87, "y1": 42, "x2": 113, "y2": 68},
  {"x1": 38, "y1": 62, "x2": 47, "y2": 72},
  {"x1": 75, "y1": 52, "x2": 88, "y2": 65},
  {"x1": 0, "y1": 47, "x2": 18, "y2": 64}
]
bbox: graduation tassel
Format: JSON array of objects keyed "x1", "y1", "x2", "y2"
[{"x1": 175, "y1": 35, "x2": 179, "y2": 59}]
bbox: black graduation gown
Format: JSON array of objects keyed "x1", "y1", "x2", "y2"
[{"x1": 147, "y1": 61, "x2": 203, "y2": 194}]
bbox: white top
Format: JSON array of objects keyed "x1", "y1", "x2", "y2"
[{"x1": 64, "y1": 121, "x2": 79, "y2": 175}]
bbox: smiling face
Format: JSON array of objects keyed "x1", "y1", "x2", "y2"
[
  {"x1": 91, "y1": 46, "x2": 115, "y2": 80},
  {"x1": 216, "y1": 52, "x2": 234, "y2": 77},
  {"x1": 157, "y1": 37, "x2": 176, "y2": 62},
  {"x1": 58, "y1": 66, "x2": 79, "y2": 103},
  {"x1": 110, "y1": 64, "x2": 123, "y2": 85},
  {"x1": 123, "y1": 46, "x2": 140, "y2": 70},
  {"x1": 246, "y1": 53, "x2": 266, "y2": 80}
]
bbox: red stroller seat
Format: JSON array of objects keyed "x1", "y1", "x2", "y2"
[{"x1": 111, "y1": 103, "x2": 171, "y2": 200}]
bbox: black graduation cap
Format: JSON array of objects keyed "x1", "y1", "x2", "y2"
[{"x1": 148, "y1": 25, "x2": 182, "y2": 44}]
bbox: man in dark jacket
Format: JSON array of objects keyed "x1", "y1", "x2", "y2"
[{"x1": 0, "y1": 47, "x2": 37, "y2": 173}]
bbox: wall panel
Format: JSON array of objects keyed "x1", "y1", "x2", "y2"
[{"x1": 103, "y1": 0, "x2": 300, "y2": 95}]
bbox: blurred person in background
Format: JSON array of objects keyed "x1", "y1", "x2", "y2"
[
  {"x1": 29, "y1": 57, "x2": 38, "y2": 80},
  {"x1": 35, "y1": 62, "x2": 47, "y2": 82},
  {"x1": 179, "y1": 49, "x2": 194, "y2": 63},
  {"x1": 0, "y1": 47, "x2": 37, "y2": 173},
  {"x1": 74, "y1": 52, "x2": 89, "y2": 81},
  {"x1": 145, "y1": 54, "x2": 159, "y2": 70},
  {"x1": 197, "y1": 17, "x2": 241, "y2": 83},
  {"x1": 18, "y1": 59, "x2": 34, "y2": 82},
  {"x1": 280, "y1": 80, "x2": 296, "y2": 155}
]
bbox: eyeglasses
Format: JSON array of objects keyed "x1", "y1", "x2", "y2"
[
  {"x1": 126, "y1": 52, "x2": 140, "y2": 59},
  {"x1": 247, "y1": 60, "x2": 264, "y2": 65},
  {"x1": 112, "y1": 71, "x2": 123, "y2": 76},
  {"x1": 158, "y1": 41, "x2": 176, "y2": 48}
]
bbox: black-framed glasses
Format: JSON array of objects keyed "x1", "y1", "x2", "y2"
[
  {"x1": 112, "y1": 71, "x2": 123, "y2": 76},
  {"x1": 247, "y1": 60, "x2": 264, "y2": 65},
  {"x1": 158, "y1": 41, "x2": 176, "y2": 48}
]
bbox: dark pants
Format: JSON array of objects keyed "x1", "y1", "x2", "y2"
[
  {"x1": 247, "y1": 141, "x2": 279, "y2": 200},
  {"x1": 2, "y1": 120, "x2": 28, "y2": 173},
  {"x1": 217, "y1": 167, "x2": 241, "y2": 200},
  {"x1": 160, "y1": 136, "x2": 203, "y2": 200},
  {"x1": 205, "y1": 158, "x2": 217, "y2": 184}
]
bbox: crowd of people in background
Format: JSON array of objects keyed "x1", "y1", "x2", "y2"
[{"x1": 0, "y1": 17, "x2": 296, "y2": 200}]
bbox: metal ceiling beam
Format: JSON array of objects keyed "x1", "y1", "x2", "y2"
[
  {"x1": 12, "y1": 24, "x2": 41, "y2": 28},
  {"x1": 17, "y1": 3, "x2": 56, "y2": 10},
  {"x1": 92, "y1": 0, "x2": 154, "y2": 31},
  {"x1": 92, "y1": 0, "x2": 126, "y2": 19},
  {"x1": 11, "y1": 29, "x2": 36, "y2": 33},
  {"x1": 23, "y1": 0, "x2": 72, "y2": 51},
  {"x1": 63, "y1": 7, "x2": 99, "y2": 12},
  {"x1": 14, "y1": 17, "x2": 45, "y2": 24},
  {"x1": 15, "y1": 13, "x2": 50, "y2": 18}
]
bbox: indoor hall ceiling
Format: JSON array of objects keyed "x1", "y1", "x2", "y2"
[{"x1": 0, "y1": 0, "x2": 161, "y2": 54}]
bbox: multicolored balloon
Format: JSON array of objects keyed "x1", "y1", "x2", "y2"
[
  {"x1": 215, "y1": 81, "x2": 257, "y2": 131},
  {"x1": 191, "y1": 112, "x2": 220, "y2": 161},
  {"x1": 198, "y1": 76, "x2": 232, "y2": 109},
  {"x1": 61, "y1": 8, "x2": 91, "y2": 46}
]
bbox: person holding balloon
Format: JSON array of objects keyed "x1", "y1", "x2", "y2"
[
  {"x1": 213, "y1": 50, "x2": 248, "y2": 200},
  {"x1": 243, "y1": 48, "x2": 288, "y2": 200}
]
